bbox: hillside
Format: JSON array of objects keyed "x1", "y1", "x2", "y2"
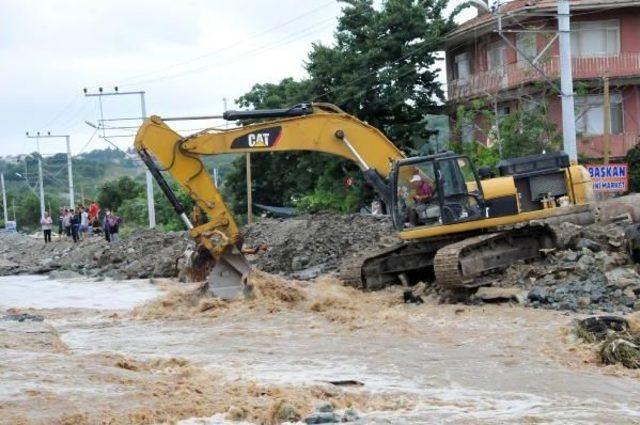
[{"x1": 0, "y1": 148, "x2": 238, "y2": 230}]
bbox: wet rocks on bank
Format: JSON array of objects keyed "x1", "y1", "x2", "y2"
[
  {"x1": 0, "y1": 230, "x2": 192, "y2": 280},
  {"x1": 489, "y1": 217, "x2": 640, "y2": 314}
]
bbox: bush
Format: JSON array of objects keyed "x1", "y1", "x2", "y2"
[
  {"x1": 626, "y1": 144, "x2": 640, "y2": 193},
  {"x1": 295, "y1": 188, "x2": 361, "y2": 213}
]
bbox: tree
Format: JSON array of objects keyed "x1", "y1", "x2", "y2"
[
  {"x1": 227, "y1": 0, "x2": 455, "y2": 215},
  {"x1": 307, "y1": 0, "x2": 453, "y2": 151},
  {"x1": 626, "y1": 144, "x2": 640, "y2": 193},
  {"x1": 97, "y1": 176, "x2": 144, "y2": 211}
]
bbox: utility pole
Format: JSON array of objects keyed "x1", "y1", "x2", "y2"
[
  {"x1": 557, "y1": 0, "x2": 578, "y2": 162},
  {"x1": 84, "y1": 87, "x2": 155, "y2": 228},
  {"x1": 223, "y1": 96, "x2": 252, "y2": 222},
  {"x1": 28, "y1": 132, "x2": 75, "y2": 207},
  {"x1": 25, "y1": 132, "x2": 46, "y2": 219},
  {"x1": 603, "y1": 75, "x2": 611, "y2": 164},
  {"x1": 246, "y1": 153, "x2": 253, "y2": 224},
  {"x1": 1, "y1": 173, "x2": 7, "y2": 226}
]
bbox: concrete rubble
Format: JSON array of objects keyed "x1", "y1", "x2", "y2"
[{"x1": 490, "y1": 217, "x2": 640, "y2": 314}]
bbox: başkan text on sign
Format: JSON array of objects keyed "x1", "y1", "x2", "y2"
[{"x1": 585, "y1": 163, "x2": 629, "y2": 192}]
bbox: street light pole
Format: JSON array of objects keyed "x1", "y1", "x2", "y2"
[
  {"x1": 66, "y1": 136, "x2": 75, "y2": 206},
  {"x1": 84, "y1": 87, "x2": 156, "y2": 228},
  {"x1": 26, "y1": 132, "x2": 46, "y2": 219},
  {"x1": 27, "y1": 132, "x2": 75, "y2": 208},
  {"x1": 37, "y1": 152, "x2": 45, "y2": 218},
  {"x1": 140, "y1": 92, "x2": 156, "y2": 228},
  {"x1": 1, "y1": 173, "x2": 7, "y2": 226}
]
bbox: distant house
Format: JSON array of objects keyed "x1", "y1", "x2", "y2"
[{"x1": 444, "y1": 0, "x2": 640, "y2": 159}]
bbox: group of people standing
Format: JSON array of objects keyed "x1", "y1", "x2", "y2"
[{"x1": 39, "y1": 201, "x2": 122, "y2": 244}]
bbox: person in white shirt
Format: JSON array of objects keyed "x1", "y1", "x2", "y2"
[
  {"x1": 79, "y1": 208, "x2": 90, "y2": 240},
  {"x1": 40, "y1": 213, "x2": 53, "y2": 244}
]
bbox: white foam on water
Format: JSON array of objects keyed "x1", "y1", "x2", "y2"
[{"x1": 0, "y1": 274, "x2": 161, "y2": 310}]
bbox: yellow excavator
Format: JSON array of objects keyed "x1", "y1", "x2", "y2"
[{"x1": 134, "y1": 103, "x2": 597, "y2": 299}]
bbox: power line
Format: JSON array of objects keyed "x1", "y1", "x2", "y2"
[
  {"x1": 121, "y1": 19, "x2": 335, "y2": 88},
  {"x1": 114, "y1": 1, "x2": 334, "y2": 87}
]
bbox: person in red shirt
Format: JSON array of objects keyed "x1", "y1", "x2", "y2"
[
  {"x1": 408, "y1": 174, "x2": 436, "y2": 226},
  {"x1": 89, "y1": 201, "x2": 100, "y2": 222}
]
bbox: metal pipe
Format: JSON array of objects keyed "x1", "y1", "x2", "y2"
[
  {"x1": 138, "y1": 149, "x2": 192, "y2": 229},
  {"x1": 334, "y1": 130, "x2": 370, "y2": 170},
  {"x1": 161, "y1": 115, "x2": 224, "y2": 121}
]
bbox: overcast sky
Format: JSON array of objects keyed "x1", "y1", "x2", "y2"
[{"x1": 0, "y1": 0, "x2": 473, "y2": 157}]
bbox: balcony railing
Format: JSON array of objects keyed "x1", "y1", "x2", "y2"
[
  {"x1": 448, "y1": 53, "x2": 640, "y2": 100},
  {"x1": 579, "y1": 132, "x2": 638, "y2": 159}
]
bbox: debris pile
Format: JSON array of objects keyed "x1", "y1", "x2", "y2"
[
  {"x1": 490, "y1": 218, "x2": 640, "y2": 314},
  {"x1": 243, "y1": 213, "x2": 398, "y2": 279},
  {"x1": 575, "y1": 315, "x2": 640, "y2": 369},
  {"x1": 0, "y1": 230, "x2": 192, "y2": 280}
]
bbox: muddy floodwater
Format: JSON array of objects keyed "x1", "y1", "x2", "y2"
[{"x1": 1, "y1": 274, "x2": 640, "y2": 424}]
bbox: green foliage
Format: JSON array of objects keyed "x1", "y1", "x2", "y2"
[
  {"x1": 100, "y1": 174, "x2": 195, "y2": 231},
  {"x1": 626, "y1": 144, "x2": 640, "y2": 192},
  {"x1": 307, "y1": 0, "x2": 453, "y2": 151},
  {"x1": 452, "y1": 100, "x2": 559, "y2": 170},
  {"x1": 453, "y1": 141, "x2": 501, "y2": 168},
  {"x1": 97, "y1": 176, "x2": 144, "y2": 211},
  {"x1": 499, "y1": 106, "x2": 560, "y2": 159},
  {"x1": 295, "y1": 188, "x2": 361, "y2": 213}
]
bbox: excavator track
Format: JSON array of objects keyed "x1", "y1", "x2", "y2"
[
  {"x1": 433, "y1": 233, "x2": 501, "y2": 288},
  {"x1": 433, "y1": 225, "x2": 558, "y2": 289}
]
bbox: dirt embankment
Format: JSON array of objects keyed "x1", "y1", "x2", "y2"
[
  {"x1": 0, "y1": 230, "x2": 192, "y2": 280},
  {"x1": 0, "y1": 213, "x2": 397, "y2": 282}
]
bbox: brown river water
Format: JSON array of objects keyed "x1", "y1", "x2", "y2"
[{"x1": 0, "y1": 273, "x2": 639, "y2": 424}]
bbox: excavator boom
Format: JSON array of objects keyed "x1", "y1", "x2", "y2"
[{"x1": 134, "y1": 103, "x2": 405, "y2": 298}]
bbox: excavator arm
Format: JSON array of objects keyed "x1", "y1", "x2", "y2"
[{"x1": 134, "y1": 103, "x2": 405, "y2": 298}]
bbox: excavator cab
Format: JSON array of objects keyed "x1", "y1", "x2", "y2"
[{"x1": 390, "y1": 152, "x2": 486, "y2": 230}]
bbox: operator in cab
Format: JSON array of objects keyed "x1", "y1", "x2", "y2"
[{"x1": 407, "y1": 173, "x2": 437, "y2": 226}]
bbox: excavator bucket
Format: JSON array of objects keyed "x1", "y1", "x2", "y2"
[{"x1": 206, "y1": 246, "x2": 252, "y2": 300}]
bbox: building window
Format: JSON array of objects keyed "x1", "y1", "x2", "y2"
[
  {"x1": 575, "y1": 94, "x2": 623, "y2": 135},
  {"x1": 486, "y1": 41, "x2": 505, "y2": 71},
  {"x1": 516, "y1": 33, "x2": 537, "y2": 66},
  {"x1": 453, "y1": 52, "x2": 470, "y2": 80},
  {"x1": 571, "y1": 20, "x2": 620, "y2": 57}
]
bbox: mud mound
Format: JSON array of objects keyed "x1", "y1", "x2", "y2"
[
  {"x1": 0, "y1": 229, "x2": 192, "y2": 280},
  {"x1": 243, "y1": 213, "x2": 398, "y2": 279}
]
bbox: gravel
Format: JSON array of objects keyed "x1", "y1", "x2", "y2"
[
  {"x1": 243, "y1": 213, "x2": 398, "y2": 279},
  {"x1": 490, "y1": 218, "x2": 640, "y2": 314}
]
